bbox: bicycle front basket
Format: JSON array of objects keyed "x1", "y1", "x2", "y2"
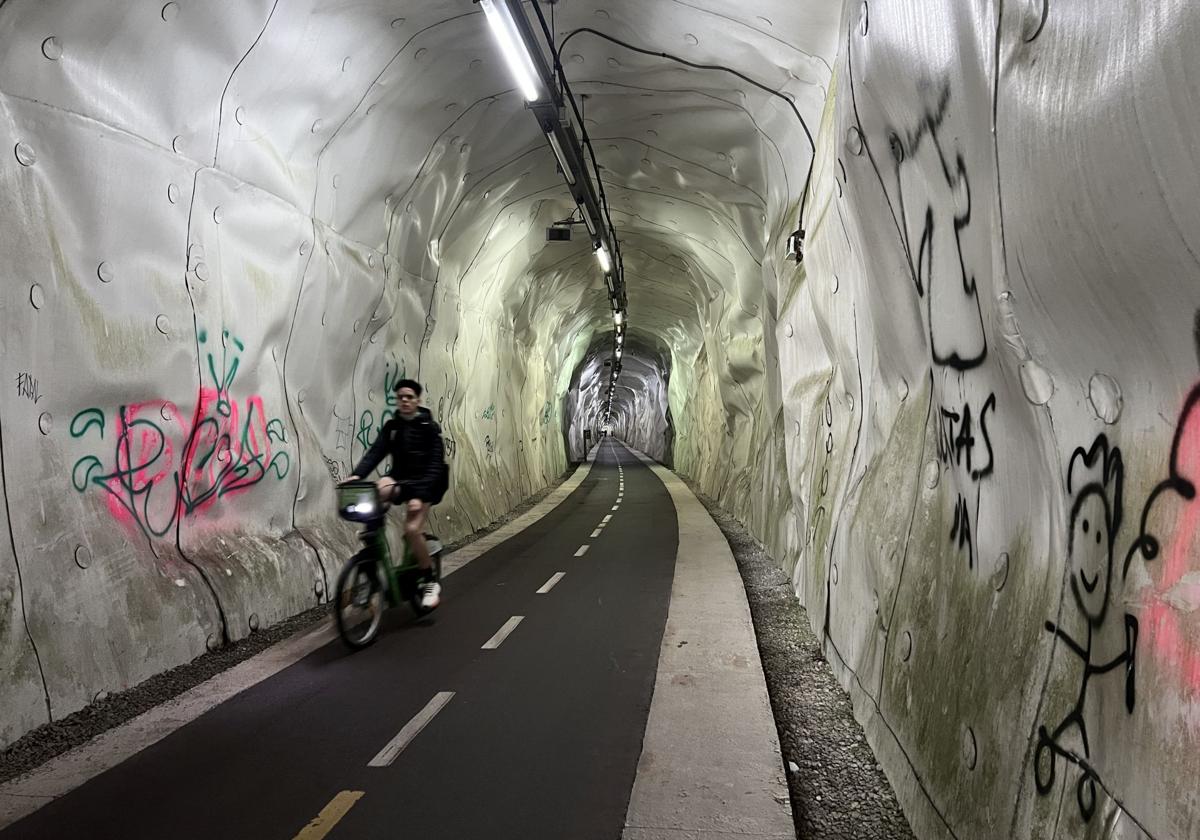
[{"x1": 336, "y1": 481, "x2": 382, "y2": 523}]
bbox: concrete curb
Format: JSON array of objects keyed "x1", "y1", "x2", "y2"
[{"x1": 621, "y1": 444, "x2": 795, "y2": 840}]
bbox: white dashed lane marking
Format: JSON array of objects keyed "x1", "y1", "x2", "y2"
[
  {"x1": 482, "y1": 616, "x2": 525, "y2": 650},
  {"x1": 574, "y1": 544, "x2": 590, "y2": 557},
  {"x1": 368, "y1": 692, "x2": 455, "y2": 767},
  {"x1": 537, "y1": 573, "x2": 566, "y2": 594}
]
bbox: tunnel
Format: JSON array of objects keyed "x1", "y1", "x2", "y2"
[{"x1": 1, "y1": 1, "x2": 1199, "y2": 838}]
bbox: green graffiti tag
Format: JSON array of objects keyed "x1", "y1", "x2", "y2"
[
  {"x1": 203, "y1": 329, "x2": 244, "y2": 418},
  {"x1": 70, "y1": 328, "x2": 291, "y2": 540},
  {"x1": 357, "y1": 360, "x2": 406, "y2": 451},
  {"x1": 384, "y1": 360, "x2": 405, "y2": 408},
  {"x1": 70, "y1": 408, "x2": 106, "y2": 439}
]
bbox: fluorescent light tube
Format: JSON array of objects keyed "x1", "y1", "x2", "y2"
[
  {"x1": 581, "y1": 207, "x2": 597, "y2": 237},
  {"x1": 613, "y1": 310, "x2": 623, "y2": 325},
  {"x1": 596, "y1": 245, "x2": 612, "y2": 273},
  {"x1": 546, "y1": 131, "x2": 576, "y2": 185},
  {"x1": 480, "y1": 0, "x2": 541, "y2": 102}
]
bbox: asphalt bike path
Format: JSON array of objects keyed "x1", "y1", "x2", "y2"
[{"x1": 1, "y1": 439, "x2": 677, "y2": 840}]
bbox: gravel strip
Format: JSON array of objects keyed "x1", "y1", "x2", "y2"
[
  {"x1": 0, "y1": 466, "x2": 575, "y2": 785},
  {"x1": 685, "y1": 481, "x2": 916, "y2": 840}
]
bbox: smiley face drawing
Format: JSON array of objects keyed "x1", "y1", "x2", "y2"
[
  {"x1": 1034, "y1": 436, "x2": 1137, "y2": 822},
  {"x1": 1069, "y1": 483, "x2": 1117, "y2": 626}
]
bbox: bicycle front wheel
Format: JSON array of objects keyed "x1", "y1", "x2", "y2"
[{"x1": 335, "y1": 555, "x2": 384, "y2": 650}]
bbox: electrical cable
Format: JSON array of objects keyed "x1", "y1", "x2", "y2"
[{"x1": 555, "y1": 25, "x2": 818, "y2": 236}]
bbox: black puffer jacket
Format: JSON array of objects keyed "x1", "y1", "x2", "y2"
[{"x1": 352, "y1": 407, "x2": 447, "y2": 503}]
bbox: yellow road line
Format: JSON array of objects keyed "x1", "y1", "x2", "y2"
[{"x1": 292, "y1": 790, "x2": 365, "y2": 840}]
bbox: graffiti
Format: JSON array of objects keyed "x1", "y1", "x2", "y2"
[
  {"x1": 333, "y1": 405, "x2": 353, "y2": 452},
  {"x1": 480, "y1": 403, "x2": 496, "y2": 421},
  {"x1": 200, "y1": 328, "x2": 243, "y2": 417},
  {"x1": 889, "y1": 82, "x2": 988, "y2": 372},
  {"x1": 1134, "y1": 376, "x2": 1200, "y2": 696},
  {"x1": 485, "y1": 434, "x2": 494, "y2": 456},
  {"x1": 865, "y1": 78, "x2": 996, "y2": 568},
  {"x1": 71, "y1": 408, "x2": 105, "y2": 439},
  {"x1": 444, "y1": 438, "x2": 457, "y2": 460},
  {"x1": 1033, "y1": 316, "x2": 1200, "y2": 821},
  {"x1": 356, "y1": 360, "x2": 405, "y2": 453},
  {"x1": 384, "y1": 361, "x2": 403, "y2": 408},
  {"x1": 936, "y1": 392, "x2": 996, "y2": 569},
  {"x1": 352, "y1": 408, "x2": 381, "y2": 453},
  {"x1": 1025, "y1": 0, "x2": 1050, "y2": 43},
  {"x1": 16, "y1": 372, "x2": 42, "y2": 404},
  {"x1": 936, "y1": 394, "x2": 995, "y2": 480},
  {"x1": 541, "y1": 400, "x2": 552, "y2": 425},
  {"x1": 1034, "y1": 436, "x2": 1138, "y2": 822},
  {"x1": 323, "y1": 455, "x2": 343, "y2": 483},
  {"x1": 70, "y1": 329, "x2": 291, "y2": 539}
]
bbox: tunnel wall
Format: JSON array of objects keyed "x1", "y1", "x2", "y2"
[
  {"x1": 0, "y1": 2, "x2": 583, "y2": 749},
  {"x1": 757, "y1": 2, "x2": 1200, "y2": 838}
]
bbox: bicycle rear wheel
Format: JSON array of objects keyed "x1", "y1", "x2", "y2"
[{"x1": 335, "y1": 555, "x2": 384, "y2": 649}]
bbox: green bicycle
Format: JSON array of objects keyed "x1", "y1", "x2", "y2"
[{"x1": 333, "y1": 481, "x2": 443, "y2": 650}]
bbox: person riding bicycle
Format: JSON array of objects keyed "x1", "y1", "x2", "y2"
[{"x1": 347, "y1": 379, "x2": 447, "y2": 609}]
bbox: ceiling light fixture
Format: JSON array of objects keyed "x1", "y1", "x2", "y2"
[
  {"x1": 479, "y1": 0, "x2": 541, "y2": 102},
  {"x1": 478, "y1": 0, "x2": 631, "y2": 355},
  {"x1": 545, "y1": 128, "x2": 576, "y2": 186},
  {"x1": 613, "y1": 310, "x2": 623, "y2": 325},
  {"x1": 581, "y1": 207, "x2": 598, "y2": 238}
]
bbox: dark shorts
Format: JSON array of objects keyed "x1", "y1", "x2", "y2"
[{"x1": 390, "y1": 483, "x2": 432, "y2": 507}]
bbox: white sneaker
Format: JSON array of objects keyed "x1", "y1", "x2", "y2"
[{"x1": 420, "y1": 580, "x2": 442, "y2": 610}]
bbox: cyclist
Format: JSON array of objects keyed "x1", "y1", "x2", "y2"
[{"x1": 346, "y1": 378, "x2": 447, "y2": 609}]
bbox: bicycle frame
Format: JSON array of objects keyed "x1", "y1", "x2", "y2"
[{"x1": 358, "y1": 518, "x2": 421, "y2": 608}]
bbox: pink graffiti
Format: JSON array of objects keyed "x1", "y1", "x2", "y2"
[
  {"x1": 103, "y1": 400, "x2": 181, "y2": 529},
  {"x1": 1142, "y1": 388, "x2": 1200, "y2": 693},
  {"x1": 78, "y1": 386, "x2": 291, "y2": 539}
]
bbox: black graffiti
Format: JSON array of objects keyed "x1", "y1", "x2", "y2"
[
  {"x1": 935, "y1": 392, "x2": 996, "y2": 570},
  {"x1": 1025, "y1": 0, "x2": 1050, "y2": 43},
  {"x1": 936, "y1": 393, "x2": 995, "y2": 479},
  {"x1": 16, "y1": 372, "x2": 42, "y2": 404},
  {"x1": 938, "y1": 393, "x2": 996, "y2": 570},
  {"x1": 323, "y1": 455, "x2": 342, "y2": 483},
  {"x1": 1034, "y1": 438, "x2": 1138, "y2": 823},
  {"x1": 1121, "y1": 382, "x2": 1200, "y2": 577},
  {"x1": 1034, "y1": 314, "x2": 1200, "y2": 823},
  {"x1": 869, "y1": 80, "x2": 989, "y2": 372},
  {"x1": 950, "y1": 495, "x2": 975, "y2": 568}
]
